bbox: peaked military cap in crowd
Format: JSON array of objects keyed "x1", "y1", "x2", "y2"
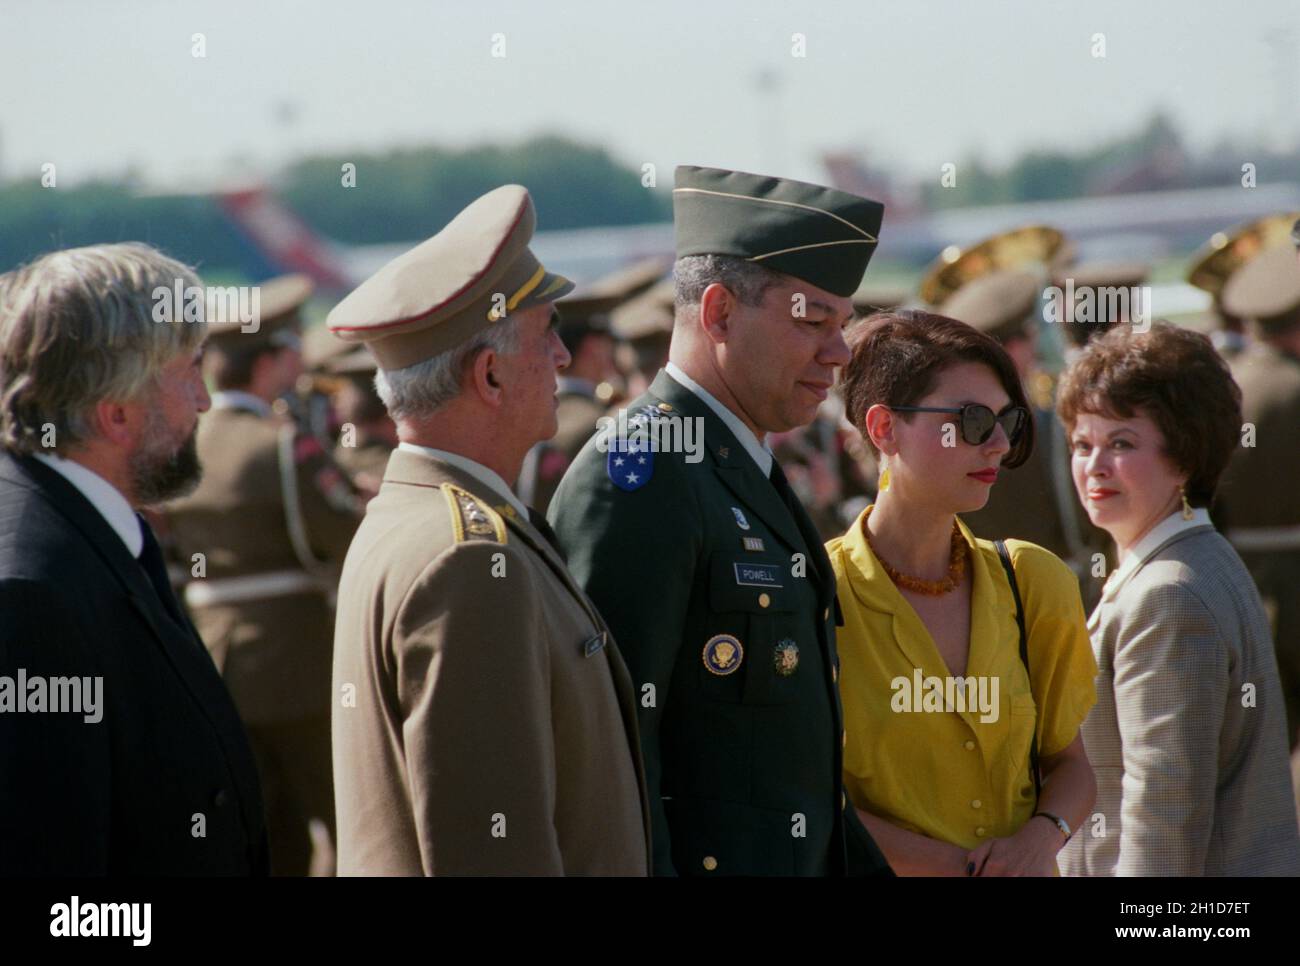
[
  {"x1": 1059, "y1": 260, "x2": 1149, "y2": 293},
  {"x1": 326, "y1": 345, "x2": 380, "y2": 376},
  {"x1": 672, "y1": 165, "x2": 884, "y2": 297},
  {"x1": 206, "y1": 272, "x2": 313, "y2": 349},
  {"x1": 940, "y1": 269, "x2": 1043, "y2": 343},
  {"x1": 327, "y1": 185, "x2": 574, "y2": 370},
  {"x1": 1221, "y1": 244, "x2": 1300, "y2": 332}
]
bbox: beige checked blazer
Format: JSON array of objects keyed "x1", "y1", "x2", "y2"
[{"x1": 1060, "y1": 524, "x2": 1300, "y2": 876}]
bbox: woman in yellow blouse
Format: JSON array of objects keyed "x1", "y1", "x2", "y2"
[{"x1": 831, "y1": 310, "x2": 1098, "y2": 876}]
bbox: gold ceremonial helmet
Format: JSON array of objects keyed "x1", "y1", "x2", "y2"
[
  {"x1": 1186, "y1": 211, "x2": 1300, "y2": 295},
  {"x1": 918, "y1": 225, "x2": 1070, "y2": 307}
]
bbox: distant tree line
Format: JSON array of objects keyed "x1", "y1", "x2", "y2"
[{"x1": 0, "y1": 136, "x2": 670, "y2": 276}]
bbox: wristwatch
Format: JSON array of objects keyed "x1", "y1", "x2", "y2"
[{"x1": 1034, "y1": 810, "x2": 1072, "y2": 841}]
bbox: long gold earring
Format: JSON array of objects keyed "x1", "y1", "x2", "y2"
[
  {"x1": 1179, "y1": 484, "x2": 1194, "y2": 521},
  {"x1": 879, "y1": 465, "x2": 891, "y2": 493}
]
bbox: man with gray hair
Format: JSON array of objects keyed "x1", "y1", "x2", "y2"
[
  {"x1": 326, "y1": 185, "x2": 649, "y2": 875},
  {"x1": 0, "y1": 242, "x2": 268, "y2": 874}
]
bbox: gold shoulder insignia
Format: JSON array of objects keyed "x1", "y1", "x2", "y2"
[{"x1": 441, "y1": 483, "x2": 507, "y2": 544}]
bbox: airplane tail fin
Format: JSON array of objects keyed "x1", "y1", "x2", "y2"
[{"x1": 216, "y1": 186, "x2": 354, "y2": 293}]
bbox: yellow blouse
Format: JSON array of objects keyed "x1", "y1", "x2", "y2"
[{"x1": 827, "y1": 507, "x2": 1097, "y2": 851}]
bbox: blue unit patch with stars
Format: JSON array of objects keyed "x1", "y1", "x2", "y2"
[{"x1": 607, "y1": 437, "x2": 654, "y2": 491}]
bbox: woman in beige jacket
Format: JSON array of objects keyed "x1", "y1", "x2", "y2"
[{"x1": 1057, "y1": 323, "x2": 1300, "y2": 876}]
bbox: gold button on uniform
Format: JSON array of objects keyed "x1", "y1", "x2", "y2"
[
  {"x1": 758, "y1": 593, "x2": 771, "y2": 608},
  {"x1": 702, "y1": 855, "x2": 717, "y2": 871},
  {"x1": 975, "y1": 826, "x2": 986, "y2": 837},
  {"x1": 823, "y1": 607, "x2": 829, "y2": 620},
  {"x1": 658, "y1": 402, "x2": 674, "y2": 412},
  {"x1": 971, "y1": 799, "x2": 982, "y2": 809},
  {"x1": 964, "y1": 740, "x2": 975, "y2": 751}
]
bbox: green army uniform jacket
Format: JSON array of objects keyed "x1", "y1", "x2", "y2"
[{"x1": 550, "y1": 370, "x2": 892, "y2": 877}]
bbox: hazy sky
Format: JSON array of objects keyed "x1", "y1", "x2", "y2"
[{"x1": 2, "y1": 0, "x2": 1296, "y2": 189}]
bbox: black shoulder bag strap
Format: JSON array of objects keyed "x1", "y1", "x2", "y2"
[{"x1": 994, "y1": 539, "x2": 1042, "y2": 802}]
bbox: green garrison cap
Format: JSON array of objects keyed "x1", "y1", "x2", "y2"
[
  {"x1": 327, "y1": 185, "x2": 573, "y2": 370},
  {"x1": 672, "y1": 165, "x2": 884, "y2": 297}
]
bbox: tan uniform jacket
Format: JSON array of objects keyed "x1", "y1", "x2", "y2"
[
  {"x1": 1219, "y1": 343, "x2": 1300, "y2": 745},
  {"x1": 334, "y1": 437, "x2": 393, "y2": 484},
  {"x1": 522, "y1": 391, "x2": 605, "y2": 516},
  {"x1": 167, "y1": 404, "x2": 362, "y2": 722},
  {"x1": 331, "y1": 449, "x2": 651, "y2": 875}
]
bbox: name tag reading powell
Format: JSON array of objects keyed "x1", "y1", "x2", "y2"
[{"x1": 733, "y1": 562, "x2": 783, "y2": 588}]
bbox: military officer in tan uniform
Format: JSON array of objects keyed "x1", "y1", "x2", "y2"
[
  {"x1": 1216, "y1": 243, "x2": 1300, "y2": 756},
  {"x1": 165, "y1": 273, "x2": 364, "y2": 876},
  {"x1": 516, "y1": 297, "x2": 619, "y2": 515},
  {"x1": 326, "y1": 184, "x2": 650, "y2": 876},
  {"x1": 941, "y1": 268, "x2": 1110, "y2": 605},
  {"x1": 327, "y1": 347, "x2": 397, "y2": 492}
]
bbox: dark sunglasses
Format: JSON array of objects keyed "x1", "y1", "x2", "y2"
[{"x1": 889, "y1": 404, "x2": 1029, "y2": 446}]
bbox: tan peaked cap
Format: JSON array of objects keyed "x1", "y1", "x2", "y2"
[
  {"x1": 326, "y1": 185, "x2": 574, "y2": 370},
  {"x1": 939, "y1": 269, "x2": 1042, "y2": 342},
  {"x1": 1221, "y1": 244, "x2": 1300, "y2": 328},
  {"x1": 206, "y1": 272, "x2": 313, "y2": 347}
]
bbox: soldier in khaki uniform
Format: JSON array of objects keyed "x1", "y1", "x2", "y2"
[
  {"x1": 940, "y1": 268, "x2": 1110, "y2": 606},
  {"x1": 326, "y1": 185, "x2": 650, "y2": 875},
  {"x1": 516, "y1": 296, "x2": 619, "y2": 515},
  {"x1": 327, "y1": 347, "x2": 397, "y2": 492},
  {"x1": 1216, "y1": 243, "x2": 1300, "y2": 756},
  {"x1": 165, "y1": 273, "x2": 364, "y2": 876},
  {"x1": 1051, "y1": 260, "x2": 1151, "y2": 355}
]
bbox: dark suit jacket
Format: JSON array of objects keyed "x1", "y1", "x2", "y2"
[
  {"x1": 550, "y1": 370, "x2": 892, "y2": 877},
  {"x1": 0, "y1": 452, "x2": 268, "y2": 875}
]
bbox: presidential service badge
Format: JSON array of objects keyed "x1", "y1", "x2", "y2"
[{"x1": 703, "y1": 634, "x2": 744, "y2": 676}]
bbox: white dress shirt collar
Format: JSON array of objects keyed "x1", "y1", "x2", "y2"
[
  {"x1": 32, "y1": 453, "x2": 143, "y2": 557},
  {"x1": 1102, "y1": 506, "x2": 1213, "y2": 603},
  {"x1": 210, "y1": 390, "x2": 273, "y2": 417},
  {"x1": 664, "y1": 362, "x2": 774, "y2": 476},
  {"x1": 397, "y1": 442, "x2": 530, "y2": 521}
]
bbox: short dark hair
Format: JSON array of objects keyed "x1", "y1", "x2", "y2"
[
  {"x1": 1055, "y1": 322, "x2": 1242, "y2": 507},
  {"x1": 840, "y1": 309, "x2": 1035, "y2": 468},
  {"x1": 205, "y1": 343, "x2": 281, "y2": 390}
]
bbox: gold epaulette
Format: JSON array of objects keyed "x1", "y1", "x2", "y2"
[{"x1": 441, "y1": 483, "x2": 508, "y2": 544}]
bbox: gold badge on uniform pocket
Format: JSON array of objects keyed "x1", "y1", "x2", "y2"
[
  {"x1": 773, "y1": 639, "x2": 800, "y2": 676},
  {"x1": 703, "y1": 634, "x2": 744, "y2": 676}
]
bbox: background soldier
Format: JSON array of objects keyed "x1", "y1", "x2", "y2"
[
  {"x1": 517, "y1": 293, "x2": 621, "y2": 514},
  {"x1": 939, "y1": 266, "x2": 1110, "y2": 606},
  {"x1": 550, "y1": 165, "x2": 892, "y2": 877},
  {"x1": 165, "y1": 273, "x2": 364, "y2": 876},
  {"x1": 1216, "y1": 242, "x2": 1300, "y2": 763},
  {"x1": 327, "y1": 346, "x2": 397, "y2": 494}
]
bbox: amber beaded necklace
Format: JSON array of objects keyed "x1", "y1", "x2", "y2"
[{"x1": 862, "y1": 506, "x2": 967, "y2": 596}]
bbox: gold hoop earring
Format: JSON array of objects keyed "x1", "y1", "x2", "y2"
[{"x1": 1179, "y1": 484, "x2": 1194, "y2": 521}]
